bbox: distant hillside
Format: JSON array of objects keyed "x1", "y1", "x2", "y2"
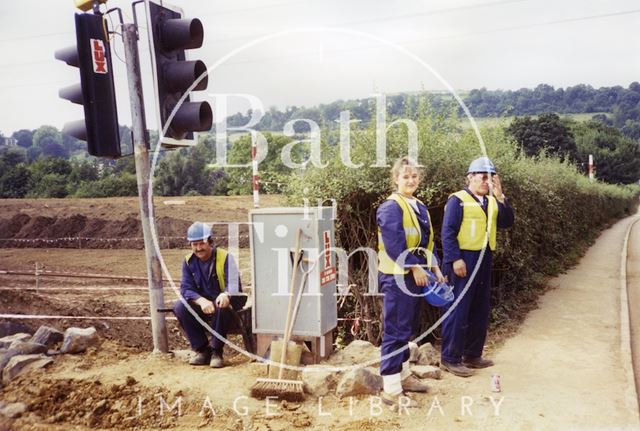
[{"x1": 223, "y1": 82, "x2": 640, "y2": 139}]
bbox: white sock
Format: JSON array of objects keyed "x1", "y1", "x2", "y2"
[
  {"x1": 383, "y1": 372, "x2": 402, "y2": 395},
  {"x1": 401, "y1": 360, "x2": 411, "y2": 380}
]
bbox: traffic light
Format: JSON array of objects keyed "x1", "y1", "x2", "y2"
[
  {"x1": 56, "y1": 12, "x2": 121, "y2": 158},
  {"x1": 146, "y1": 0, "x2": 212, "y2": 147}
]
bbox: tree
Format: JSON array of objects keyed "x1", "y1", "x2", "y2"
[
  {"x1": 26, "y1": 146, "x2": 42, "y2": 162},
  {"x1": 0, "y1": 147, "x2": 26, "y2": 165},
  {"x1": 507, "y1": 113, "x2": 577, "y2": 161},
  {"x1": 32, "y1": 125, "x2": 68, "y2": 158},
  {"x1": 571, "y1": 120, "x2": 640, "y2": 184},
  {"x1": 12, "y1": 129, "x2": 33, "y2": 148},
  {"x1": 27, "y1": 173, "x2": 69, "y2": 198},
  {"x1": 225, "y1": 133, "x2": 298, "y2": 195},
  {"x1": 62, "y1": 134, "x2": 83, "y2": 155},
  {"x1": 0, "y1": 149, "x2": 30, "y2": 198},
  {"x1": 26, "y1": 157, "x2": 72, "y2": 197},
  {"x1": 68, "y1": 159, "x2": 100, "y2": 192},
  {"x1": 154, "y1": 143, "x2": 215, "y2": 196},
  {"x1": 74, "y1": 174, "x2": 138, "y2": 197},
  {"x1": 0, "y1": 165, "x2": 31, "y2": 198}
]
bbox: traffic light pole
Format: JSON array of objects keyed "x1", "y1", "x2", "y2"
[{"x1": 122, "y1": 23, "x2": 169, "y2": 353}]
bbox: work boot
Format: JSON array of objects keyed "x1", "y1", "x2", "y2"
[
  {"x1": 440, "y1": 361, "x2": 475, "y2": 377},
  {"x1": 209, "y1": 351, "x2": 224, "y2": 368},
  {"x1": 401, "y1": 374, "x2": 429, "y2": 393},
  {"x1": 189, "y1": 347, "x2": 212, "y2": 366},
  {"x1": 462, "y1": 357, "x2": 494, "y2": 369},
  {"x1": 381, "y1": 391, "x2": 419, "y2": 409}
]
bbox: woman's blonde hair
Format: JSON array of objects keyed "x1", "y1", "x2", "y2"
[{"x1": 390, "y1": 157, "x2": 421, "y2": 190}]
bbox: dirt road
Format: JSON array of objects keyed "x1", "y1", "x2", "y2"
[
  {"x1": 431, "y1": 211, "x2": 640, "y2": 430},
  {"x1": 2, "y1": 213, "x2": 640, "y2": 430}
]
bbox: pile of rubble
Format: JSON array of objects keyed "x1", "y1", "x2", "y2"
[
  {"x1": 0, "y1": 322, "x2": 100, "y2": 421},
  {"x1": 257, "y1": 339, "x2": 443, "y2": 398}
]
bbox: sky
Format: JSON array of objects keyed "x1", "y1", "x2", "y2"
[{"x1": 0, "y1": 0, "x2": 639, "y2": 135}]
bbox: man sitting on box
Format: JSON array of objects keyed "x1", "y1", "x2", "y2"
[{"x1": 173, "y1": 222, "x2": 246, "y2": 368}]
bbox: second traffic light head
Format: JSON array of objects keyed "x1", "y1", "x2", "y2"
[{"x1": 148, "y1": 1, "x2": 212, "y2": 146}]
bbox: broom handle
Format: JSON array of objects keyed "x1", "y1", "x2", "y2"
[
  {"x1": 278, "y1": 228, "x2": 302, "y2": 380},
  {"x1": 285, "y1": 257, "x2": 317, "y2": 343},
  {"x1": 285, "y1": 270, "x2": 309, "y2": 343}
]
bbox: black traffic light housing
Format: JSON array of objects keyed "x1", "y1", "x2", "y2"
[
  {"x1": 146, "y1": 0, "x2": 212, "y2": 147},
  {"x1": 55, "y1": 12, "x2": 121, "y2": 159}
]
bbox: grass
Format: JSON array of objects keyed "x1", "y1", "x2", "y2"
[{"x1": 460, "y1": 112, "x2": 610, "y2": 129}]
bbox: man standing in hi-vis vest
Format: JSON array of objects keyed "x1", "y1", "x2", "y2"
[
  {"x1": 440, "y1": 157, "x2": 514, "y2": 377},
  {"x1": 173, "y1": 222, "x2": 246, "y2": 368}
]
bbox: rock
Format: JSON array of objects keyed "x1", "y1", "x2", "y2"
[
  {"x1": 0, "y1": 402, "x2": 26, "y2": 418},
  {"x1": 0, "y1": 322, "x2": 33, "y2": 338},
  {"x1": 7, "y1": 341, "x2": 47, "y2": 355},
  {"x1": 0, "y1": 342, "x2": 48, "y2": 374},
  {"x1": 301, "y1": 365, "x2": 337, "y2": 397},
  {"x1": 2, "y1": 354, "x2": 53, "y2": 384},
  {"x1": 411, "y1": 365, "x2": 442, "y2": 380},
  {"x1": 335, "y1": 368, "x2": 382, "y2": 397},
  {"x1": 331, "y1": 340, "x2": 379, "y2": 366},
  {"x1": 408, "y1": 341, "x2": 419, "y2": 362},
  {"x1": 61, "y1": 327, "x2": 99, "y2": 354},
  {"x1": 416, "y1": 342, "x2": 439, "y2": 366},
  {"x1": 0, "y1": 334, "x2": 30, "y2": 349},
  {"x1": 0, "y1": 351, "x2": 20, "y2": 375},
  {"x1": 30, "y1": 326, "x2": 64, "y2": 348},
  {"x1": 365, "y1": 366, "x2": 381, "y2": 377}
]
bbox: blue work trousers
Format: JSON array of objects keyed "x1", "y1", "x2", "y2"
[
  {"x1": 173, "y1": 300, "x2": 234, "y2": 354},
  {"x1": 379, "y1": 272, "x2": 421, "y2": 376},
  {"x1": 440, "y1": 250, "x2": 492, "y2": 364}
]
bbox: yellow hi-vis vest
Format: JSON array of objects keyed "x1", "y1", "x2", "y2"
[
  {"x1": 185, "y1": 248, "x2": 228, "y2": 291},
  {"x1": 378, "y1": 193, "x2": 435, "y2": 274},
  {"x1": 452, "y1": 190, "x2": 498, "y2": 251}
]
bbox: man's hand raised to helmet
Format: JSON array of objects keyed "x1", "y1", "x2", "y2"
[{"x1": 491, "y1": 174, "x2": 505, "y2": 203}]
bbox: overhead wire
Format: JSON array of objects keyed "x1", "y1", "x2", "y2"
[
  {"x1": 2, "y1": 3, "x2": 639, "y2": 95},
  {"x1": 210, "y1": 7, "x2": 640, "y2": 68},
  {"x1": 204, "y1": 0, "x2": 528, "y2": 44}
]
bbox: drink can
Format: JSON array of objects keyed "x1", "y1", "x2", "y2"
[{"x1": 490, "y1": 374, "x2": 501, "y2": 392}]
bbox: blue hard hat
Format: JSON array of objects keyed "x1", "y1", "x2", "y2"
[
  {"x1": 421, "y1": 270, "x2": 454, "y2": 307},
  {"x1": 467, "y1": 157, "x2": 497, "y2": 174},
  {"x1": 187, "y1": 222, "x2": 212, "y2": 242}
]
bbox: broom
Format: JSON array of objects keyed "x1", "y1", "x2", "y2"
[{"x1": 250, "y1": 228, "x2": 306, "y2": 401}]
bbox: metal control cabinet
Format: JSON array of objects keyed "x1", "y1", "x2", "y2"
[{"x1": 249, "y1": 207, "x2": 337, "y2": 337}]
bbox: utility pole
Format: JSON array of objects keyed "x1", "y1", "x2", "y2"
[{"x1": 122, "y1": 23, "x2": 168, "y2": 353}]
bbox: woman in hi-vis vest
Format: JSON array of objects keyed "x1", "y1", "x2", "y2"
[{"x1": 376, "y1": 157, "x2": 445, "y2": 408}]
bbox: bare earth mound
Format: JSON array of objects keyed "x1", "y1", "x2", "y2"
[{"x1": 0, "y1": 196, "x2": 285, "y2": 249}]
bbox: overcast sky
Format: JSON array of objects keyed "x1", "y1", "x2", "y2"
[{"x1": 0, "y1": 0, "x2": 638, "y2": 135}]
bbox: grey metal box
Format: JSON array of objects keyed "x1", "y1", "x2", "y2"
[{"x1": 249, "y1": 207, "x2": 337, "y2": 337}]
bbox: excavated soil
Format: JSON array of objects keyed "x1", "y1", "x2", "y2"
[{"x1": 0, "y1": 196, "x2": 285, "y2": 249}]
